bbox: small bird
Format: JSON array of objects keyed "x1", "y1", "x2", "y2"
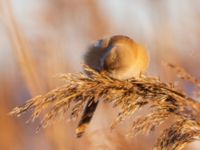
[{"x1": 76, "y1": 35, "x2": 149, "y2": 137}]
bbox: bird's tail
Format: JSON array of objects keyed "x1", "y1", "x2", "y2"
[{"x1": 76, "y1": 97, "x2": 99, "y2": 137}]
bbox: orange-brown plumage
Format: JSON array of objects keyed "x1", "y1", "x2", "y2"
[{"x1": 76, "y1": 35, "x2": 149, "y2": 137}]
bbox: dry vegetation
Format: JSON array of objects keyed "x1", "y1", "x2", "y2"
[
  {"x1": 1, "y1": 0, "x2": 200, "y2": 150},
  {"x1": 10, "y1": 65, "x2": 200, "y2": 150}
]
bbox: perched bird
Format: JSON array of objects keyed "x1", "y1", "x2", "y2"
[{"x1": 76, "y1": 35, "x2": 149, "y2": 137}]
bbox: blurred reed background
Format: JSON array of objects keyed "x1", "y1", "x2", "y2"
[{"x1": 0, "y1": 0, "x2": 200, "y2": 149}]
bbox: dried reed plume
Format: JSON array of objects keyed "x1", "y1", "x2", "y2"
[{"x1": 10, "y1": 65, "x2": 200, "y2": 150}]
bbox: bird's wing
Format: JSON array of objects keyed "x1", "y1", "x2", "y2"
[{"x1": 84, "y1": 38, "x2": 109, "y2": 72}]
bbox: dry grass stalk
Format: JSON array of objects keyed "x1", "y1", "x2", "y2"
[
  {"x1": 10, "y1": 65, "x2": 200, "y2": 150},
  {"x1": 166, "y1": 63, "x2": 200, "y2": 89},
  {"x1": 155, "y1": 119, "x2": 200, "y2": 150},
  {"x1": 167, "y1": 63, "x2": 200, "y2": 98},
  {"x1": 3, "y1": 0, "x2": 43, "y2": 95}
]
